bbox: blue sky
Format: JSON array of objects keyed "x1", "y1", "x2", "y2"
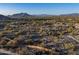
[{"x1": 0, "y1": 3, "x2": 79, "y2": 15}]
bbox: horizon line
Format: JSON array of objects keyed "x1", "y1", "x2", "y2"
[{"x1": 1, "y1": 12, "x2": 79, "y2": 16}]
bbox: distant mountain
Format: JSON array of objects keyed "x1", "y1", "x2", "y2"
[
  {"x1": 32, "y1": 13, "x2": 79, "y2": 16},
  {"x1": 60, "y1": 13, "x2": 79, "y2": 16},
  {"x1": 8, "y1": 13, "x2": 31, "y2": 19},
  {"x1": 6, "y1": 13, "x2": 79, "y2": 20},
  {"x1": 33, "y1": 13, "x2": 79, "y2": 16},
  {"x1": 0, "y1": 14, "x2": 10, "y2": 20},
  {"x1": 33, "y1": 14, "x2": 53, "y2": 16}
]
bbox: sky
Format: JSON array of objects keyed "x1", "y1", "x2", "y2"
[{"x1": 0, "y1": 3, "x2": 79, "y2": 15}]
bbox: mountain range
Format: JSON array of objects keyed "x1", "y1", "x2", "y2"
[
  {"x1": 0, "y1": 14, "x2": 11, "y2": 20},
  {"x1": 8, "y1": 13, "x2": 30, "y2": 19},
  {"x1": 0, "y1": 13, "x2": 79, "y2": 20},
  {"x1": 60, "y1": 13, "x2": 79, "y2": 16}
]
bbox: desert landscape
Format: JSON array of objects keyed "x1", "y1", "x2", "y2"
[
  {"x1": 0, "y1": 13, "x2": 79, "y2": 55},
  {"x1": 0, "y1": 3, "x2": 79, "y2": 55}
]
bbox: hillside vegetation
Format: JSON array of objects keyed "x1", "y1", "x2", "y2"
[{"x1": 0, "y1": 15, "x2": 79, "y2": 55}]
